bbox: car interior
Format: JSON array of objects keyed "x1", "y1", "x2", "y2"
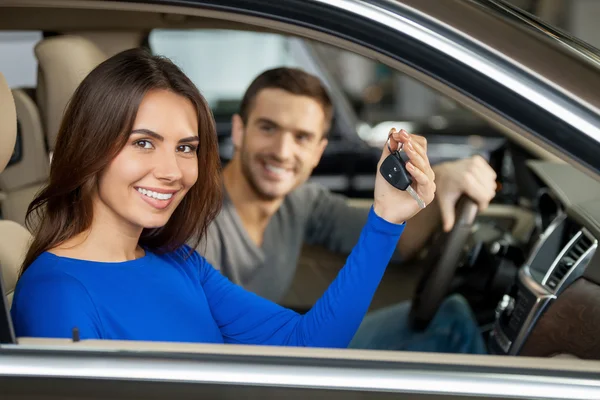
[{"x1": 1, "y1": 2, "x2": 600, "y2": 365}]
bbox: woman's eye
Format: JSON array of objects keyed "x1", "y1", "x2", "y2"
[
  {"x1": 178, "y1": 144, "x2": 197, "y2": 154},
  {"x1": 134, "y1": 140, "x2": 153, "y2": 150}
]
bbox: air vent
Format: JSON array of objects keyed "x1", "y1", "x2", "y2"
[{"x1": 545, "y1": 232, "x2": 595, "y2": 291}]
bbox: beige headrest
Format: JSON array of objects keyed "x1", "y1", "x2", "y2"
[
  {"x1": 0, "y1": 73, "x2": 17, "y2": 174},
  {"x1": 0, "y1": 89, "x2": 49, "y2": 192},
  {"x1": 0, "y1": 219, "x2": 32, "y2": 307},
  {"x1": 34, "y1": 35, "x2": 107, "y2": 151}
]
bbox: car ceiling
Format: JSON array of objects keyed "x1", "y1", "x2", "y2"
[{"x1": 0, "y1": 5, "x2": 276, "y2": 32}]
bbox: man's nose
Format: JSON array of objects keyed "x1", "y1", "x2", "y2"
[
  {"x1": 271, "y1": 132, "x2": 296, "y2": 160},
  {"x1": 154, "y1": 152, "x2": 183, "y2": 182}
]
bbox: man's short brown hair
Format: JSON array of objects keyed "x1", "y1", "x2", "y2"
[{"x1": 239, "y1": 67, "x2": 333, "y2": 137}]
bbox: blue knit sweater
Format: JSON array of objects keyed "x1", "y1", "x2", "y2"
[{"x1": 11, "y1": 207, "x2": 404, "y2": 347}]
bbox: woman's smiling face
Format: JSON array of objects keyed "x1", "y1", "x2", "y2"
[{"x1": 94, "y1": 89, "x2": 200, "y2": 231}]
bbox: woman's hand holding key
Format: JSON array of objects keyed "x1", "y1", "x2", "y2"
[{"x1": 373, "y1": 128, "x2": 436, "y2": 225}]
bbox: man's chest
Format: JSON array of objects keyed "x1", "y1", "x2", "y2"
[{"x1": 220, "y1": 214, "x2": 307, "y2": 302}]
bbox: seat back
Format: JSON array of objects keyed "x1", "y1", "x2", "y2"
[
  {"x1": 0, "y1": 73, "x2": 33, "y2": 310},
  {"x1": 0, "y1": 74, "x2": 16, "y2": 173},
  {"x1": 0, "y1": 89, "x2": 49, "y2": 225},
  {"x1": 34, "y1": 35, "x2": 107, "y2": 152}
]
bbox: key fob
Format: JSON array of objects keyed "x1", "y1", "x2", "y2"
[{"x1": 380, "y1": 151, "x2": 412, "y2": 191}]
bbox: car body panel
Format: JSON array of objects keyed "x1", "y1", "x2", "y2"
[{"x1": 2, "y1": 338, "x2": 600, "y2": 399}]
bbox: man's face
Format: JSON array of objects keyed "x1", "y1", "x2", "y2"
[{"x1": 232, "y1": 88, "x2": 329, "y2": 200}]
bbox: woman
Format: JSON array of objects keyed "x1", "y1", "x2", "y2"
[{"x1": 11, "y1": 48, "x2": 435, "y2": 347}]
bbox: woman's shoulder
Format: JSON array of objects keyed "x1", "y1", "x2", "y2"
[
  {"x1": 153, "y1": 245, "x2": 219, "y2": 284},
  {"x1": 17, "y1": 251, "x2": 102, "y2": 288},
  {"x1": 19, "y1": 246, "x2": 214, "y2": 288},
  {"x1": 21, "y1": 251, "x2": 73, "y2": 277},
  {"x1": 155, "y1": 244, "x2": 211, "y2": 270},
  {"x1": 14, "y1": 252, "x2": 94, "y2": 306}
]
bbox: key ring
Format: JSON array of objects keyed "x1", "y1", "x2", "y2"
[{"x1": 387, "y1": 130, "x2": 404, "y2": 154}]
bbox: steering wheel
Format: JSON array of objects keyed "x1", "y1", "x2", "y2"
[{"x1": 409, "y1": 196, "x2": 479, "y2": 330}]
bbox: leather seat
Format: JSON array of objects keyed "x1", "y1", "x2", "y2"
[
  {"x1": 0, "y1": 36, "x2": 107, "y2": 306},
  {"x1": 0, "y1": 72, "x2": 33, "y2": 308},
  {"x1": 34, "y1": 35, "x2": 107, "y2": 153},
  {"x1": 0, "y1": 35, "x2": 107, "y2": 226},
  {"x1": 0, "y1": 88, "x2": 49, "y2": 225}
]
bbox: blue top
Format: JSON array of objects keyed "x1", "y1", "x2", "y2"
[{"x1": 11, "y1": 207, "x2": 404, "y2": 348}]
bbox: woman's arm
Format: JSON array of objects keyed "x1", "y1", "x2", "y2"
[{"x1": 199, "y1": 206, "x2": 404, "y2": 348}]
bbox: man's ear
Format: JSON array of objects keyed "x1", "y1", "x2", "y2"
[
  {"x1": 231, "y1": 114, "x2": 245, "y2": 148},
  {"x1": 312, "y1": 137, "x2": 329, "y2": 168}
]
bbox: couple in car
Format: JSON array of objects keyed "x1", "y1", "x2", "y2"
[{"x1": 11, "y1": 48, "x2": 495, "y2": 354}]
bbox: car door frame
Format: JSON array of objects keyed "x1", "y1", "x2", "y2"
[
  {"x1": 2, "y1": 0, "x2": 600, "y2": 398},
  {"x1": 2, "y1": 338, "x2": 600, "y2": 400}
]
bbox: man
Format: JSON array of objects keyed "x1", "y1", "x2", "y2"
[{"x1": 200, "y1": 67, "x2": 497, "y2": 354}]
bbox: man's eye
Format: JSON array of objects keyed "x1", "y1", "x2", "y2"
[
  {"x1": 260, "y1": 125, "x2": 275, "y2": 133},
  {"x1": 134, "y1": 140, "x2": 153, "y2": 149}
]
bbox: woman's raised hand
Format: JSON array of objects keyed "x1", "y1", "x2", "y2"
[{"x1": 373, "y1": 128, "x2": 436, "y2": 224}]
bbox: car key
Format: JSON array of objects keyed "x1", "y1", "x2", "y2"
[{"x1": 379, "y1": 147, "x2": 426, "y2": 209}]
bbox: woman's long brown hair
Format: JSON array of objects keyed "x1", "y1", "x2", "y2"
[{"x1": 20, "y1": 48, "x2": 222, "y2": 275}]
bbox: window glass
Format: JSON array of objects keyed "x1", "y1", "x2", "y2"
[
  {"x1": 0, "y1": 31, "x2": 42, "y2": 88},
  {"x1": 149, "y1": 29, "x2": 506, "y2": 197},
  {"x1": 149, "y1": 29, "x2": 302, "y2": 110}
]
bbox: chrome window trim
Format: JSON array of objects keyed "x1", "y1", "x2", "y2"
[{"x1": 2, "y1": 348, "x2": 600, "y2": 399}]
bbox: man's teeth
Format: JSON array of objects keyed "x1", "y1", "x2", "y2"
[
  {"x1": 137, "y1": 188, "x2": 173, "y2": 200},
  {"x1": 265, "y1": 164, "x2": 287, "y2": 175}
]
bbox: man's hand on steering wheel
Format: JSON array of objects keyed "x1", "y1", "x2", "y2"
[{"x1": 434, "y1": 155, "x2": 498, "y2": 232}]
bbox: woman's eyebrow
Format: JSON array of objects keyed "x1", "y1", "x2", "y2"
[
  {"x1": 179, "y1": 136, "x2": 200, "y2": 144},
  {"x1": 130, "y1": 129, "x2": 163, "y2": 141},
  {"x1": 130, "y1": 129, "x2": 199, "y2": 144}
]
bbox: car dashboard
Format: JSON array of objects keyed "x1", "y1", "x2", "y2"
[{"x1": 489, "y1": 161, "x2": 600, "y2": 357}]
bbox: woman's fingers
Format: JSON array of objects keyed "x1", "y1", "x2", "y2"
[
  {"x1": 407, "y1": 136, "x2": 431, "y2": 173},
  {"x1": 388, "y1": 129, "x2": 435, "y2": 183},
  {"x1": 375, "y1": 128, "x2": 436, "y2": 223},
  {"x1": 404, "y1": 140, "x2": 429, "y2": 178},
  {"x1": 387, "y1": 128, "x2": 409, "y2": 152},
  {"x1": 407, "y1": 161, "x2": 436, "y2": 203},
  {"x1": 406, "y1": 162, "x2": 429, "y2": 186}
]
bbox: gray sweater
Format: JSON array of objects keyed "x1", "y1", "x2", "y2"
[{"x1": 198, "y1": 182, "x2": 402, "y2": 302}]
